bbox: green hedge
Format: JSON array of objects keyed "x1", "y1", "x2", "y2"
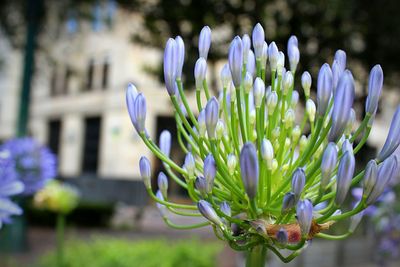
[{"x1": 36, "y1": 238, "x2": 223, "y2": 267}]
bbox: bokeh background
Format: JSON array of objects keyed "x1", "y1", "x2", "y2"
[{"x1": 0, "y1": 0, "x2": 400, "y2": 266}]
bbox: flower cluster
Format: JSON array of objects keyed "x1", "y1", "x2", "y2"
[
  {"x1": 126, "y1": 23, "x2": 400, "y2": 262},
  {"x1": 1, "y1": 137, "x2": 57, "y2": 195},
  {"x1": 34, "y1": 180, "x2": 79, "y2": 215},
  {"x1": 0, "y1": 150, "x2": 24, "y2": 228}
]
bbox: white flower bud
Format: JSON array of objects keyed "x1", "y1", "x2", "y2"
[
  {"x1": 284, "y1": 109, "x2": 295, "y2": 129},
  {"x1": 227, "y1": 154, "x2": 237, "y2": 175},
  {"x1": 277, "y1": 51, "x2": 285, "y2": 75},
  {"x1": 301, "y1": 71, "x2": 312, "y2": 97},
  {"x1": 220, "y1": 64, "x2": 231, "y2": 89},
  {"x1": 282, "y1": 71, "x2": 294, "y2": 95},
  {"x1": 292, "y1": 125, "x2": 301, "y2": 141},
  {"x1": 244, "y1": 72, "x2": 253, "y2": 93},
  {"x1": 299, "y1": 135, "x2": 308, "y2": 153},
  {"x1": 253, "y1": 77, "x2": 265, "y2": 108},
  {"x1": 306, "y1": 99, "x2": 316, "y2": 123},
  {"x1": 261, "y1": 139, "x2": 274, "y2": 169},
  {"x1": 216, "y1": 120, "x2": 225, "y2": 139},
  {"x1": 267, "y1": 91, "x2": 278, "y2": 115}
]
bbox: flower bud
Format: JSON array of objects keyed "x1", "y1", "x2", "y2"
[
  {"x1": 205, "y1": 97, "x2": 219, "y2": 139},
  {"x1": 328, "y1": 70, "x2": 355, "y2": 142},
  {"x1": 252, "y1": 23, "x2": 264, "y2": 59},
  {"x1": 291, "y1": 168, "x2": 306, "y2": 201},
  {"x1": 301, "y1": 71, "x2": 312, "y2": 97},
  {"x1": 227, "y1": 154, "x2": 237, "y2": 175},
  {"x1": 276, "y1": 228, "x2": 289, "y2": 245},
  {"x1": 331, "y1": 59, "x2": 342, "y2": 92},
  {"x1": 345, "y1": 109, "x2": 356, "y2": 135},
  {"x1": 349, "y1": 210, "x2": 364, "y2": 233},
  {"x1": 198, "y1": 200, "x2": 223, "y2": 226},
  {"x1": 282, "y1": 71, "x2": 293, "y2": 95},
  {"x1": 216, "y1": 119, "x2": 225, "y2": 139},
  {"x1": 261, "y1": 139, "x2": 274, "y2": 169},
  {"x1": 194, "y1": 58, "x2": 207, "y2": 89},
  {"x1": 242, "y1": 34, "x2": 251, "y2": 63},
  {"x1": 320, "y1": 143, "x2": 338, "y2": 189},
  {"x1": 184, "y1": 152, "x2": 196, "y2": 178},
  {"x1": 157, "y1": 172, "x2": 168, "y2": 199},
  {"x1": 377, "y1": 106, "x2": 400, "y2": 161},
  {"x1": 244, "y1": 72, "x2": 253, "y2": 93},
  {"x1": 341, "y1": 139, "x2": 353, "y2": 154},
  {"x1": 199, "y1": 26, "x2": 211, "y2": 60},
  {"x1": 175, "y1": 36, "x2": 185, "y2": 79},
  {"x1": 366, "y1": 156, "x2": 397, "y2": 205},
  {"x1": 362, "y1": 160, "x2": 378, "y2": 199},
  {"x1": 159, "y1": 130, "x2": 171, "y2": 157},
  {"x1": 220, "y1": 201, "x2": 231, "y2": 217},
  {"x1": 247, "y1": 50, "x2": 256, "y2": 77},
  {"x1": 296, "y1": 199, "x2": 313, "y2": 237},
  {"x1": 268, "y1": 42, "x2": 279, "y2": 71},
  {"x1": 292, "y1": 125, "x2": 301, "y2": 141},
  {"x1": 229, "y1": 36, "x2": 243, "y2": 88},
  {"x1": 291, "y1": 90, "x2": 299, "y2": 108},
  {"x1": 220, "y1": 64, "x2": 231, "y2": 88},
  {"x1": 240, "y1": 142, "x2": 259, "y2": 199},
  {"x1": 272, "y1": 127, "x2": 280, "y2": 141},
  {"x1": 335, "y1": 151, "x2": 355, "y2": 205},
  {"x1": 253, "y1": 77, "x2": 265, "y2": 108},
  {"x1": 139, "y1": 156, "x2": 151, "y2": 189},
  {"x1": 163, "y1": 38, "x2": 177, "y2": 95},
  {"x1": 365, "y1": 65, "x2": 383, "y2": 115},
  {"x1": 277, "y1": 52, "x2": 285, "y2": 75},
  {"x1": 299, "y1": 135, "x2": 308, "y2": 153},
  {"x1": 306, "y1": 99, "x2": 316, "y2": 123},
  {"x1": 261, "y1": 42, "x2": 268, "y2": 69},
  {"x1": 133, "y1": 93, "x2": 147, "y2": 133},
  {"x1": 195, "y1": 176, "x2": 209, "y2": 196},
  {"x1": 288, "y1": 35, "x2": 299, "y2": 72},
  {"x1": 203, "y1": 154, "x2": 216, "y2": 191},
  {"x1": 155, "y1": 190, "x2": 168, "y2": 218},
  {"x1": 282, "y1": 192, "x2": 296, "y2": 213},
  {"x1": 267, "y1": 91, "x2": 278, "y2": 115},
  {"x1": 271, "y1": 159, "x2": 278, "y2": 173},
  {"x1": 284, "y1": 109, "x2": 295, "y2": 129},
  {"x1": 198, "y1": 109, "x2": 206, "y2": 136},
  {"x1": 334, "y1": 50, "x2": 346, "y2": 73},
  {"x1": 126, "y1": 84, "x2": 139, "y2": 131},
  {"x1": 317, "y1": 63, "x2": 333, "y2": 116}
]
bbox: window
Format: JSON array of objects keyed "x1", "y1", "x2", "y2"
[
  {"x1": 101, "y1": 60, "x2": 110, "y2": 89},
  {"x1": 82, "y1": 116, "x2": 102, "y2": 175},
  {"x1": 62, "y1": 66, "x2": 72, "y2": 94},
  {"x1": 86, "y1": 59, "x2": 95, "y2": 90}
]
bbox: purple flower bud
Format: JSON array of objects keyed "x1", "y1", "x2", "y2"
[
  {"x1": 328, "y1": 71, "x2": 355, "y2": 142},
  {"x1": 366, "y1": 156, "x2": 397, "y2": 205},
  {"x1": 195, "y1": 176, "x2": 209, "y2": 196},
  {"x1": 199, "y1": 26, "x2": 211, "y2": 60},
  {"x1": 331, "y1": 60, "x2": 342, "y2": 92},
  {"x1": 288, "y1": 36, "x2": 299, "y2": 72},
  {"x1": 205, "y1": 97, "x2": 219, "y2": 139},
  {"x1": 228, "y1": 36, "x2": 243, "y2": 88},
  {"x1": 253, "y1": 77, "x2": 265, "y2": 108},
  {"x1": 242, "y1": 34, "x2": 251, "y2": 63},
  {"x1": 342, "y1": 139, "x2": 353, "y2": 154},
  {"x1": 159, "y1": 130, "x2": 171, "y2": 157},
  {"x1": 133, "y1": 93, "x2": 147, "y2": 133},
  {"x1": 291, "y1": 90, "x2": 299, "y2": 108},
  {"x1": 157, "y1": 172, "x2": 168, "y2": 199},
  {"x1": 126, "y1": 83, "x2": 139, "y2": 130},
  {"x1": 155, "y1": 190, "x2": 168, "y2": 218},
  {"x1": 268, "y1": 42, "x2": 279, "y2": 71},
  {"x1": 317, "y1": 63, "x2": 333, "y2": 116},
  {"x1": 220, "y1": 64, "x2": 231, "y2": 88},
  {"x1": 296, "y1": 199, "x2": 313, "y2": 236},
  {"x1": 184, "y1": 152, "x2": 196, "y2": 177},
  {"x1": 174, "y1": 36, "x2": 185, "y2": 79},
  {"x1": 139, "y1": 156, "x2": 151, "y2": 189},
  {"x1": 362, "y1": 160, "x2": 378, "y2": 199},
  {"x1": 291, "y1": 168, "x2": 306, "y2": 201},
  {"x1": 194, "y1": 58, "x2": 207, "y2": 88},
  {"x1": 282, "y1": 192, "x2": 296, "y2": 213},
  {"x1": 335, "y1": 151, "x2": 355, "y2": 205},
  {"x1": 349, "y1": 210, "x2": 364, "y2": 233},
  {"x1": 276, "y1": 228, "x2": 288, "y2": 245},
  {"x1": 240, "y1": 142, "x2": 259, "y2": 199},
  {"x1": 377, "y1": 106, "x2": 400, "y2": 161},
  {"x1": 321, "y1": 143, "x2": 338, "y2": 189},
  {"x1": 220, "y1": 201, "x2": 231, "y2": 217},
  {"x1": 204, "y1": 154, "x2": 216, "y2": 191},
  {"x1": 197, "y1": 200, "x2": 223, "y2": 226},
  {"x1": 247, "y1": 50, "x2": 256, "y2": 77},
  {"x1": 252, "y1": 23, "x2": 265, "y2": 59},
  {"x1": 365, "y1": 65, "x2": 383, "y2": 115},
  {"x1": 334, "y1": 50, "x2": 346, "y2": 73},
  {"x1": 198, "y1": 109, "x2": 206, "y2": 136},
  {"x1": 163, "y1": 38, "x2": 177, "y2": 95}
]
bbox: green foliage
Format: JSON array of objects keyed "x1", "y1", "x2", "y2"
[{"x1": 36, "y1": 237, "x2": 223, "y2": 267}]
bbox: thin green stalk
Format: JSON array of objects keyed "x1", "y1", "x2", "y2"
[{"x1": 56, "y1": 213, "x2": 66, "y2": 267}]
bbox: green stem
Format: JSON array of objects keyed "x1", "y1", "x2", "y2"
[
  {"x1": 246, "y1": 245, "x2": 267, "y2": 267},
  {"x1": 56, "y1": 213, "x2": 66, "y2": 267}
]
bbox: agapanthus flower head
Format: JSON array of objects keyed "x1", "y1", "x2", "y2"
[
  {"x1": 127, "y1": 23, "x2": 399, "y2": 264},
  {"x1": 33, "y1": 180, "x2": 79, "y2": 215},
  {"x1": 1, "y1": 138, "x2": 57, "y2": 195},
  {"x1": 0, "y1": 150, "x2": 24, "y2": 227}
]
